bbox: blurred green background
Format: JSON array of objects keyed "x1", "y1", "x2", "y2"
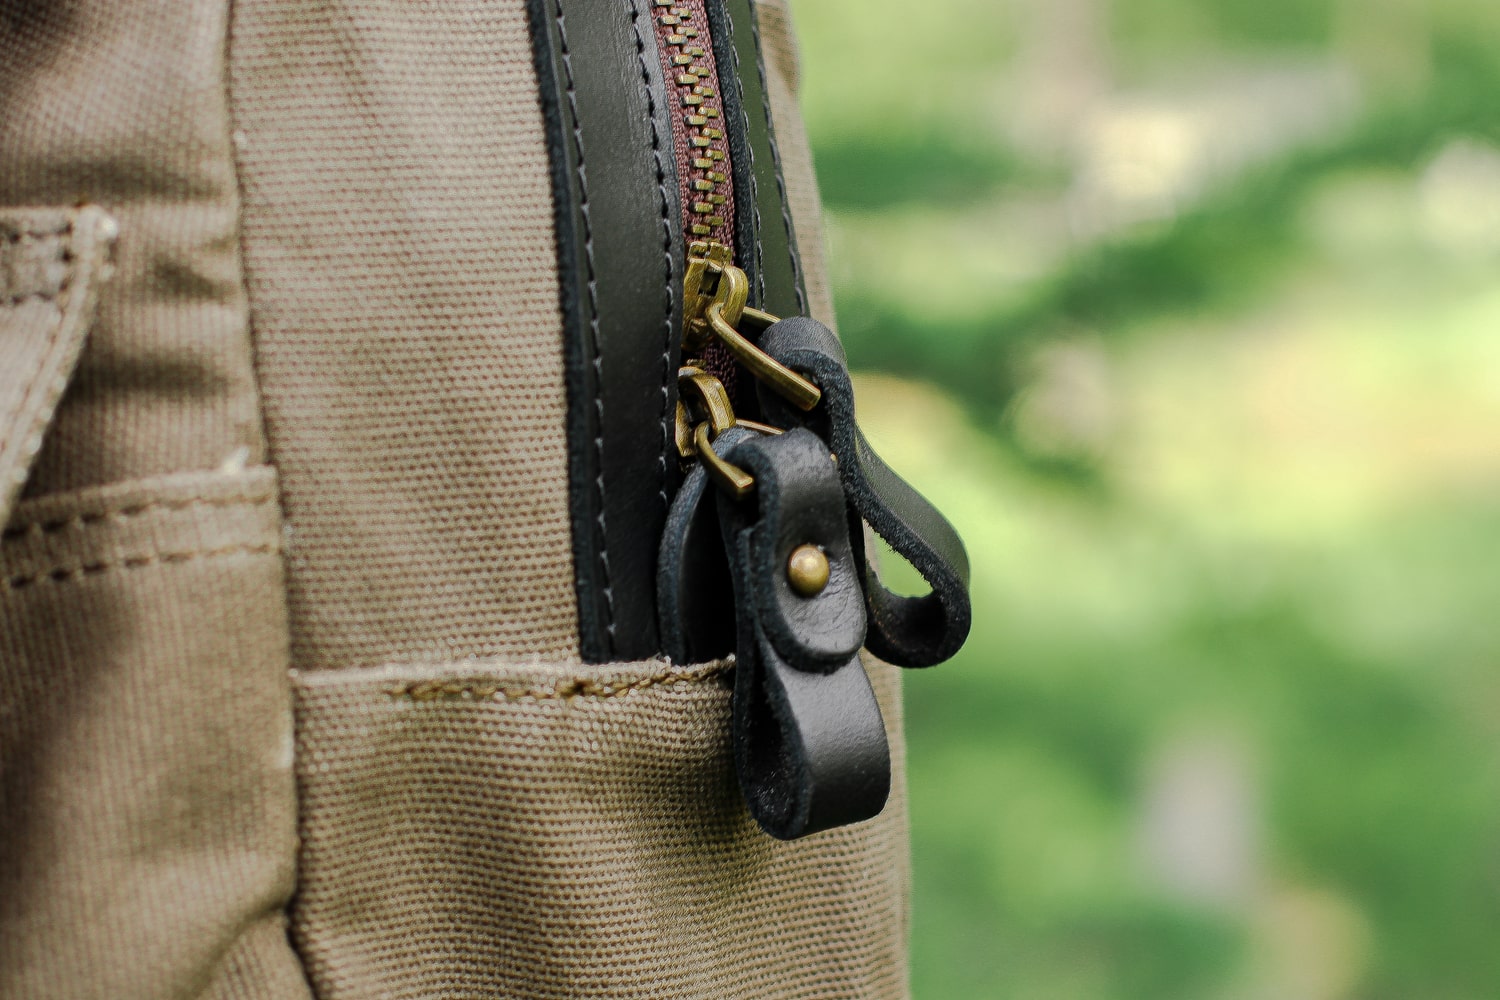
[{"x1": 791, "y1": 0, "x2": 1500, "y2": 996}]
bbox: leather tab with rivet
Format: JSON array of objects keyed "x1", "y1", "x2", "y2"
[
  {"x1": 715, "y1": 427, "x2": 890, "y2": 840},
  {"x1": 752, "y1": 316, "x2": 973, "y2": 668}
]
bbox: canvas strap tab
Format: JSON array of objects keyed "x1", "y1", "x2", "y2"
[{"x1": 0, "y1": 205, "x2": 117, "y2": 525}]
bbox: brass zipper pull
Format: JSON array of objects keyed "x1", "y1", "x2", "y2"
[
  {"x1": 683, "y1": 241, "x2": 821, "y2": 412},
  {"x1": 677, "y1": 364, "x2": 756, "y2": 497},
  {"x1": 678, "y1": 240, "x2": 823, "y2": 498}
]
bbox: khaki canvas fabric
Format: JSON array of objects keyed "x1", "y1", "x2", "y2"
[
  {"x1": 228, "y1": 0, "x2": 579, "y2": 671},
  {"x1": 0, "y1": 469, "x2": 310, "y2": 1000},
  {"x1": 291, "y1": 656, "x2": 908, "y2": 999},
  {"x1": 0, "y1": 0, "x2": 266, "y2": 497},
  {"x1": 2, "y1": 1, "x2": 308, "y2": 994},
  {"x1": 1, "y1": 0, "x2": 912, "y2": 998}
]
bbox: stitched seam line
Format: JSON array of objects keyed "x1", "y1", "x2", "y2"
[
  {"x1": 748, "y1": 6, "x2": 806, "y2": 314},
  {"x1": 1, "y1": 223, "x2": 71, "y2": 241},
  {"x1": 5, "y1": 542, "x2": 279, "y2": 590},
  {"x1": 2, "y1": 493, "x2": 277, "y2": 542},
  {"x1": 3, "y1": 294, "x2": 63, "y2": 306},
  {"x1": 0, "y1": 222, "x2": 74, "y2": 486},
  {"x1": 553, "y1": 0, "x2": 617, "y2": 652},
  {"x1": 0, "y1": 226, "x2": 72, "y2": 304},
  {"x1": 384, "y1": 662, "x2": 733, "y2": 702},
  {"x1": 721, "y1": 8, "x2": 764, "y2": 306},
  {"x1": 222, "y1": 0, "x2": 295, "y2": 629},
  {"x1": 630, "y1": 2, "x2": 678, "y2": 515}
]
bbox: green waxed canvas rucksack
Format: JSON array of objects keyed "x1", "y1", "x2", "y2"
[{"x1": 0, "y1": 1, "x2": 969, "y2": 996}]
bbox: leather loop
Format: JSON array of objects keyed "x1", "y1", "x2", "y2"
[
  {"x1": 656, "y1": 426, "x2": 750, "y2": 665},
  {"x1": 753, "y1": 317, "x2": 973, "y2": 667},
  {"x1": 733, "y1": 638, "x2": 890, "y2": 841},
  {"x1": 717, "y1": 428, "x2": 889, "y2": 839}
]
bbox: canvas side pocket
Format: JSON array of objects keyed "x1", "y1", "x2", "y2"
[
  {"x1": 0, "y1": 467, "x2": 312, "y2": 1000},
  {"x1": 290, "y1": 655, "x2": 910, "y2": 999}
]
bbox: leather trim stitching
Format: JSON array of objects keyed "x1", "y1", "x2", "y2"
[
  {"x1": 6, "y1": 542, "x2": 279, "y2": 590},
  {"x1": 553, "y1": 0, "x2": 617, "y2": 653},
  {"x1": 747, "y1": 6, "x2": 806, "y2": 314},
  {"x1": 719, "y1": 8, "x2": 764, "y2": 306},
  {"x1": 383, "y1": 660, "x2": 734, "y2": 702},
  {"x1": 629, "y1": 2, "x2": 679, "y2": 517}
]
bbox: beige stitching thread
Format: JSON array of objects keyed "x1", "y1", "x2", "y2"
[
  {"x1": 0, "y1": 226, "x2": 74, "y2": 485},
  {"x1": 0, "y1": 225, "x2": 72, "y2": 305},
  {"x1": 5, "y1": 542, "x2": 278, "y2": 590},
  {"x1": 2, "y1": 493, "x2": 276, "y2": 542},
  {"x1": 385, "y1": 662, "x2": 733, "y2": 702},
  {"x1": 0, "y1": 222, "x2": 72, "y2": 241},
  {"x1": 2, "y1": 288, "x2": 66, "y2": 307}
]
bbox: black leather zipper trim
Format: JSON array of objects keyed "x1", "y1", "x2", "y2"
[
  {"x1": 527, "y1": 0, "x2": 685, "y2": 662},
  {"x1": 706, "y1": 0, "x2": 806, "y2": 322}
]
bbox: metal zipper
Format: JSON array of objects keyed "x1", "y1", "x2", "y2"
[
  {"x1": 649, "y1": 0, "x2": 819, "y2": 496},
  {"x1": 646, "y1": 0, "x2": 968, "y2": 839},
  {"x1": 649, "y1": 0, "x2": 734, "y2": 245}
]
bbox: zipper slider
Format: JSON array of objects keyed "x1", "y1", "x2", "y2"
[
  {"x1": 682, "y1": 239, "x2": 743, "y2": 346},
  {"x1": 676, "y1": 364, "x2": 756, "y2": 497},
  {"x1": 682, "y1": 241, "x2": 821, "y2": 411},
  {"x1": 647, "y1": 0, "x2": 968, "y2": 840},
  {"x1": 676, "y1": 240, "x2": 820, "y2": 498}
]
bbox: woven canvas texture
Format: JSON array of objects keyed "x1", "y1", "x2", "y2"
[
  {"x1": 0, "y1": 0, "x2": 265, "y2": 497},
  {"x1": 2, "y1": 3, "x2": 306, "y2": 996},
  {"x1": 2, "y1": 0, "x2": 913, "y2": 996},
  {"x1": 291, "y1": 655, "x2": 909, "y2": 1000},
  {"x1": 227, "y1": 0, "x2": 580, "y2": 671},
  {"x1": 0, "y1": 468, "x2": 310, "y2": 1000}
]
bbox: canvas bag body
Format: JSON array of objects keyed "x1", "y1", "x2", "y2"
[{"x1": 0, "y1": 1, "x2": 912, "y2": 998}]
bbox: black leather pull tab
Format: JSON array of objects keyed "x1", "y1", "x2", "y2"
[
  {"x1": 752, "y1": 317, "x2": 973, "y2": 668},
  {"x1": 657, "y1": 426, "x2": 752, "y2": 665},
  {"x1": 713, "y1": 428, "x2": 890, "y2": 840}
]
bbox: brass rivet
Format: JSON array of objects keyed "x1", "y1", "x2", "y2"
[{"x1": 786, "y1": 544, "x2": 829, "y2": 597}]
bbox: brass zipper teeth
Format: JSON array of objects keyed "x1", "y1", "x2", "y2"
[
  {"x1": 651, "y1": 0, "x2": 734, "y2": 246},
  {"x1": 650, "y1": 9, "x2": 820, "y2": 491}
]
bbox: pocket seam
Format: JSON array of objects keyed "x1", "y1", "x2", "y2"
[
  {"x1": 2, "y1": 466, "x2": 282, "y2": 591},
  {"x1": 3, "y1": 490, "x2": 277, "y2": 542},
  {"x1": 380, "y1": 658, "x2": 733, "y2": 703},
  {"x1": 0, "y1": 222, "x2": 71, "y2": 304},
  {"x1": 5, "y1": 541, "x2": 280, "y2": 591}
]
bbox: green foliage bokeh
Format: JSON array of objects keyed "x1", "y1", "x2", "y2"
[{"x1": 793, "y1": 0, "x2": 1500, "y2": 996}]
